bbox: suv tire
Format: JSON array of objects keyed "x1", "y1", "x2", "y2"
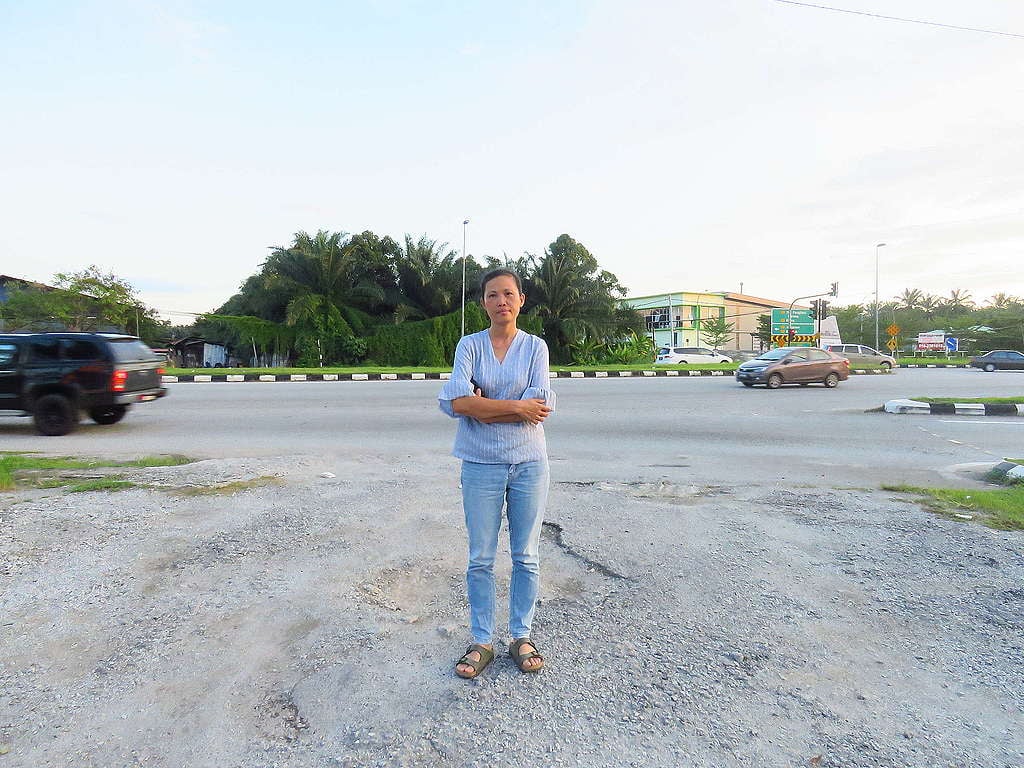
[
  {"x1": 33, "y1": 394, "x2": 78, "y2": 436},
  {"x1": 89, "y1": 405, "x2": 128, "y2": 425}
]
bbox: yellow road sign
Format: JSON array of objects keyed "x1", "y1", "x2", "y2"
[
  {"x1": 886, "y1": 324, "x2": 900, "y2": 336},
  {"x1": 887, "y1": 339, "x2": 898, "y2": 351},
  {"x1": 772, "y1": 334, "x2": 819, "y2": 345}
]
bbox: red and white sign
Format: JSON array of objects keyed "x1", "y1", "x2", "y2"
[{"x1": 916, "y1": 332, "x2": 945, "y2": 352}]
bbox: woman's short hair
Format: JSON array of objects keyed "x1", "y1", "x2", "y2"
[{"x1": 479, "y1": 268, "x2": 523, "y2": 297}]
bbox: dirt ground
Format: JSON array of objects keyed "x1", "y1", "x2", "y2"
[{"x1": 1, "y1": 453, "x2": 1022, "y2": 767}]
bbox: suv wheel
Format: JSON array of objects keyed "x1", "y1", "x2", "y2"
[
  {"x1": 766, "y1": 373, "x2": 783, "y2": 389},
  {"x1": 89, "y1": 405, "x2": 128, "y2": 425},
  {"x1": 33, "y1": 394, "x2": 78, "y2": 436},
  {"x1": 823, "y1": 372, "x2": 840, "y2": 388}
]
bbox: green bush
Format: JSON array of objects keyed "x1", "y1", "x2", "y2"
[{"x1": 366, "y1": 305, "x2": 543, "y2": 366}]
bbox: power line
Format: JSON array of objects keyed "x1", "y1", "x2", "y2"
[{"x1": 774, "y1": 1, "x2": 1024, "y2": 39}]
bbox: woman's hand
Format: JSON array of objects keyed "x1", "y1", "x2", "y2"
[{"x1": 515, "y1": 398, "x2": 551, "y2": 425}]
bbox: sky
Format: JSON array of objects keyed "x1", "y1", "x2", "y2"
[{"x1": 3, "y1": 0, "x2": 1023, "y2": 321}]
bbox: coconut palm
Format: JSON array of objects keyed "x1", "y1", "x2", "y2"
[
  {"x1": 896, "y1": 288, "x2": 924, "y2": 311},
  {"x1": 987, "y1": 292, "x2": 1022, "y2": 309},
  {"x1": 942, "y1": 289, "x2": 974, "y2": 314}
]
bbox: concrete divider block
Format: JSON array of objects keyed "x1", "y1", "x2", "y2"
[{"x1": 884, "y1": 399, "x2": 931, "y2": 414}]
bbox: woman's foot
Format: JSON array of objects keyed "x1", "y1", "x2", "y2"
[
  {"x1": 509, "y1": 637, "x2": 544, "y2": 672},
  {"x1": 455, "y1": 643, "x2": 494, "y2": 679}
]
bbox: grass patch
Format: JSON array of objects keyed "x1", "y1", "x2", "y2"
[
  {"x1": 68, "y1": 479, "x2": 138, "y2": 493},
  {"x1": 883, "y1": 483, "x2": 1024, "y2": 530},
  {"x1": 175, "y1": 476, "x2": 283, "y2": 496},
  {"x1": 911, "y1": 396, "x2": 1024, "y2": 405},
  {"x1": 0, "y1": 453, "x2": 196, "y2": 492}
]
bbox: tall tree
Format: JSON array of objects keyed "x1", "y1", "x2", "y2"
[
  {"x1": 267, "y1": 230, "x2": 383, "y2": 364},
  {"x1": 0, "y1": 266, "x2": 162, "y2": 338},
  {"x1": 392, "y1": 235, "x2": 482, "y2": 322},
  {"x1": 896, "y1": 288, "x2": 924, "y2": 311},
  {"x1": 942, "y1": 289, "x2": 974, "y2": 314},
  {"x1": 526, "y1": 234, "x2": 642, "y2": 363}
]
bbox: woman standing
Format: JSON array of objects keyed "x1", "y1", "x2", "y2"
[{"x1": 438, "y1": 268, "x2": 556, "y2": 679}]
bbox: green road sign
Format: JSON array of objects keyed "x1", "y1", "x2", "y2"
[{"x1": 770, "y1": 308, "x2": 815, "y2": 335}]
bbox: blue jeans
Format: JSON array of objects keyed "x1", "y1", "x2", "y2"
[{"x1": 460, "y1": 459, "x2": 549, "y2": 644}]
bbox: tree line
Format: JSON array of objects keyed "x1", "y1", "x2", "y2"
[{"x1": 0, "y1": 232, "x2": 647, "y2": 366}]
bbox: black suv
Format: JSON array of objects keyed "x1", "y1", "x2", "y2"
[{"x1": 0, "y1": 332, "x2": 168, "y2": 435}]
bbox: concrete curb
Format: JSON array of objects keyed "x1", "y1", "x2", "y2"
[
  {"x1": 162, "y1": 368, "x2": 894, "y2": 384},
  {"x1": 884, "y1": 398, "x2": 1024, "y2": 416},
  {"x1": 897, "y1": 363, "x2": 970, "y2": 369},
  {"x1": 989, "y1": 461, "x2": 1024, "y2": 482}
]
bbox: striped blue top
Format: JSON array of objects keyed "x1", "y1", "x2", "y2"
[{"x1": 438, "y1": 329, "x2": 556, "y2": 464}]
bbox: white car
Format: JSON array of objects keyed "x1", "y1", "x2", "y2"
[{"x1": 654, "y1": 346, "x2": 732, "y2": 365}]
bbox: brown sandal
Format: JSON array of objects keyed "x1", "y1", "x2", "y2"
[
  {"x1": 509, "y1": 637, "x2": 544, "y2": 673},
  {"x1": 455, "y1": 644, "x2": 494, "y2": 679}
]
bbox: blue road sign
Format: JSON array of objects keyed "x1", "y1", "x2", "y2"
[{"x1": 945, "y1": 337, "x2": 959, "y2": 352}]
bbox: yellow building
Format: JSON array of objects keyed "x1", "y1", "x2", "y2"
[
  {"x1": 621, "y1": 291, "x2": 728, "y2": 349},
  {"x1": 622, "y1": 291, "x2": 799, "y2": 351}
]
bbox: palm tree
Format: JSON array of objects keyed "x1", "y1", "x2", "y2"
[
  {"x1": 268, "y1": 230, "x2": 384, "y2": 363},
  {"x1": 942, "y1": 289, "x2": 974, "y2": 314},
  {"x1": 392, "y1": 235, "x2": 478, "y2": 322},
  {"x1": 896, "y1": 288, "x2": 924, "y2": 311},
  {"x1": 919, "y1": 294, "x2": 941, "y2": 319},
  {"x1": 528, "y1": 248, "x2": 641, "y2": 363},
  {"x1": 987, "y1": 292, "x2": 1021, "y2": 309}
]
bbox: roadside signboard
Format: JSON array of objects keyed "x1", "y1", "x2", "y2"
[
  {"x1": 887, "y1": 339, "x2": 898, "y2": 351},
  {"x1": 770, "y1": 309, "x2": 817, "y2": 346},
  {"x1": 916, "y1": 331, "x2": 946, "y2": 352},
  {"x1": 945, "y1": 337, "x2": 959, "y2": 352}
]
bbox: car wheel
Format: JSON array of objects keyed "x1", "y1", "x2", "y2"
[
  {"x1": 766, "y1": 373, "x2": 783, "y2": 389},
  {"x1": 741, "y1": 382, "x2": 754, "y2": 387},
  {"x1": 880, "y1": 361, "x2": 892, "y2": 371},
  {"x1": 984, "y1": 363, "x2": 996, "y2": 372},
  {"x1": 33, "y1": 394, "x2": 78, "y2": 436},
  {"x1": 823, "y1": 372, "x2": 840, "y2": 388},
  {"x1": 89, "y1": 405, "x2": 128, "y2": 425}
]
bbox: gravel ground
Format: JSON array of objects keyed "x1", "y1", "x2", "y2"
[{"x1": 1, "y1": 454, "x2": 1022, "y2": 767}]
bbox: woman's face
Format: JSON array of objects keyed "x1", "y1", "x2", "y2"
[{"x1": 481, "y1": 275, "x2": 525, "y2": 326}]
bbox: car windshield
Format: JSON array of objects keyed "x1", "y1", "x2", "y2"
[
  {"x1": 108, "y1": 339, "x2": 160, "y2": 363},
  {"x1": 753, "y1": 348, "x2": 791, "y2": 361}
]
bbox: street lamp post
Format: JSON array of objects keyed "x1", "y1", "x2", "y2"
[
  {"x1": 461, "y1": 219, "x2": 469, "y2": 337},
  {"x1": 874, "y1": 243, "x2": 886, "y2": 350}
]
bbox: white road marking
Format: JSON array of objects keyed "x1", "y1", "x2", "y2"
[{"x1": 938, "y1": 420, "x2": 1024, "y2": 425}]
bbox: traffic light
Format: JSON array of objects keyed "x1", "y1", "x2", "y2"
[
  {"x1": 818, "y1": 300, "x2": 829, "y2": 319},
  {"x1": 830, "y1": 282, "x2": 839, "y2": 297},
  {"x1": 788, "y1": 328, "x2": 796, "y2": 342}
]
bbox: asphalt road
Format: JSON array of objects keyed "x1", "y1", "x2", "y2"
[
  {"x1": 3, "y1": 367, "x2": 1023, "y2": 767},
  {"x1": 2, "y1": 367, "x2": 1021, "y2": 488}
]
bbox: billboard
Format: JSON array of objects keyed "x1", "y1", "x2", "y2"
[{"x1": 917, "y1": 332, "x2": 945, "y2": 352}]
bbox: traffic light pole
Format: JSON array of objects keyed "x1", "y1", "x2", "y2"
[{"x1": 787, "y1": 285, "x2": 838, "y2": 344}]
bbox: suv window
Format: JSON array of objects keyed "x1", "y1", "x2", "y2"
[
  {"x1": 61, "y1": 338, "x2": 105, "y2": 361},
  {"x1": 107, "y1": 339, "x2": 159, "y2": 363},
  {"x1": 0, "y1": 342, "x2": 18, "y2": 366},
  {"x1": 29, "y1": 338, "x2": 60, "y2": 362}
]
